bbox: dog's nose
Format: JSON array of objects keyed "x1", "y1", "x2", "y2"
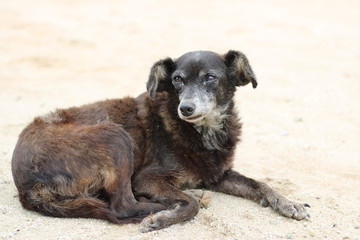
[{"x1": 180, "y1": 103, "x2": 195, "y2": 117}]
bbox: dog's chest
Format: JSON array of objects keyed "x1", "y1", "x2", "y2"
[{"x1": 168, "y1": 149, "x2": 229, "y2": 187}]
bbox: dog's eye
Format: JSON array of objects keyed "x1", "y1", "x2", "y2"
[
  {"x1": 173, "y1": 76, "x2": 183, "y2": 83},
  {"x1": 205, "y1": 74, "x2": 216, "y2": 81}
]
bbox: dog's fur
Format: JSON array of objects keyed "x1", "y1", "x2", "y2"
[{"x1": 11, "y1": 50, "x2": 309, "y2": 232}]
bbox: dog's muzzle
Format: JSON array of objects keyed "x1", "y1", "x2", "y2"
[
  {"x1": 177, "y1": 87, "x2": 216, "y2": 123},
  {"x1": 178, "y1": 101, "x2": 206, "y2": 122},
  {"x1": 178, "y1": 98, "x2": 217, "y2": 123}
]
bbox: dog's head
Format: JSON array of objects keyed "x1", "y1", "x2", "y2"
[{"x1": 147, "y1": 50, "x2": 257, "y2": 127}]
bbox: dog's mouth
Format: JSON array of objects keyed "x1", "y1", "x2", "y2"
[{"x1": 181, "y1": 114, "x2": 206, "y2": 123}]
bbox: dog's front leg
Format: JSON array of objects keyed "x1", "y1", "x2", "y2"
[
  {"x1": 133, "y1": 173, "x2": 200, "y2": 232},
  {"x1": 210, "y1": 170, "x2": 310, "y2": 220}
]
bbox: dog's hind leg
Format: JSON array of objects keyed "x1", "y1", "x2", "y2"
[
  {"x1": 132, "y1": 173, "x2": 200, "y2": 232},
  {"x1": 208, "y1": 170, "x2": 310, "y2": 220},
  {"x1": 105, "y1": 174, "x2": 167, "y2": 219},
  {"x1": 13, "y1": 121, "x2": 165, "y2": 224},
  {"x1": 92, "y1": 124, "x2": 167, "y2": 219}
]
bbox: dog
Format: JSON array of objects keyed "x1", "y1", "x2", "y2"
[{"x1": 11, "y1": 50, "x2": 310, "y2": 232}]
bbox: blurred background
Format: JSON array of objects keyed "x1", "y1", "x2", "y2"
[{"x1": 1, "y1": 0, "x2": 359, "y2": 239}]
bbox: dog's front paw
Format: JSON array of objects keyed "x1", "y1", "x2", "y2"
[
  {"x1": 270, "y1": 197, "x2": 310, "y2": 220},
  {"x1": 183, "y1": 189, "x2": 212, "y2": 208}
]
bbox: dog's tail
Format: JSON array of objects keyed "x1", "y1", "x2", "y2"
[{"x1": 18, "y1": 190, "x2": 144, "y2": 224}]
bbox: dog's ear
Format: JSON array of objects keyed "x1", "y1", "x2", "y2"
[
  {"x1": 223, "y1": 50, "x2": 258, "y2": 88},
  {"x1": 147, "y1": 57, "x2": 175, "y2": 98}
]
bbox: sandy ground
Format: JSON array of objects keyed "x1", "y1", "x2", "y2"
[{"x1": 1, "y1": 0, "x2": 360, "y2": 239}]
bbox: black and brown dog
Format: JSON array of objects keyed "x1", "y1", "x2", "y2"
[{"x1": 11, "y1": 50, "x2": 310, "y2": 232}]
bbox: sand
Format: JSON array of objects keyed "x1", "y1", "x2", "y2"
[{"x1": 1, "y1": 0, "x2": 359, "y2": 239}]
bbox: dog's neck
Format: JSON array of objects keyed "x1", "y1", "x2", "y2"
[{"x1": 192, "y1": 102, "x2": 232, "y2": 151}]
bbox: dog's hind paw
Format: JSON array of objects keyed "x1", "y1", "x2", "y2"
[
  {"x1": 139, "y1": 214, "x2": 159, "y2": 233},
  {"x1": 183, "y1": 189, "x2": 212, "y2": 208},
  {"x1": 139, "y1": 210, "x2": 174, "y2": 232}
]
